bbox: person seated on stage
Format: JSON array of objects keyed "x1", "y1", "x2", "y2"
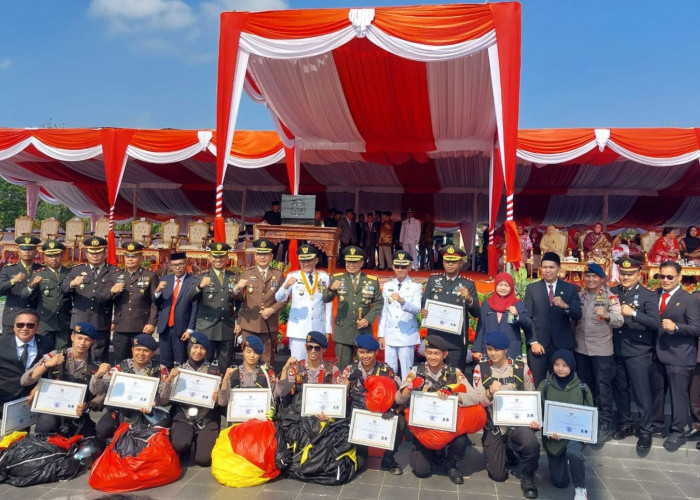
[
  {"x1": 22, "y1": 322, "x2": 110, "y2": 437},
  {"x1": 539, "y1": 225, "x2": 565, "y2": 260},
  {"x1": 92, "y1": 334, "x2": 174, "y2": 445},
  {"x1": 680, "y1": 226, "x2": 700, "y2": 263},
  {"x1": 168, "y1": 332, "x2": 223, "y2": 467},
  {"x1": 648, "y1": 227, "x2": 680, "y2": 264},
  {"x1": 473, "y1": 330, "x2": 540, "y2": 499},
  {"x1": 583, "y1": 223, "x2": 612, "y2": 266},
  {"x1": 219, "y1": 335, "x2": 285, "y2": 402},
  {"x1": 396, "y1": 335, "x2": 487, "y2": 485},
  {"x1": 532, "y1": 350, "x2": 594, "y2": 500},
  {"x1": 341, "y1": 334, "x2": 404, "y2": 475}
]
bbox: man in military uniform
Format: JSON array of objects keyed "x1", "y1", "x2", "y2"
[
  {"x1": 610, "y1": 257, "x2": 660, "y2": 451},
  {"x1": 27, "y1": 240, "x2": 72, "y2": 350},
  {"x1": 0, "y1": 235, "x2": 43, "y2": 335},
  {"x1": 275, "y1": 244, "x2": 332, "y2": 361},
  {"x1": 111, "y1": 242, "x2": 159, "y2": 363},
  {"x1": 189, "y1": 241, "x2": 238, "y2": 369},
  {"x1": 323, "y1": 245, "x2": 383, "y2": 370},
  {"x1": 234, "y1": 238, "x2": 285, "y2": 367},
  {"x1": 60, "y1": 237, "x2": 117, "y2": 363},
  {"x1": 420, "y1": 244, "x2": 480, "y2": 371}
]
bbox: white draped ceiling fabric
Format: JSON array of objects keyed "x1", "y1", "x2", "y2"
[{"x1": 215, "y1": 3, "x2": 523, "y2": 273}]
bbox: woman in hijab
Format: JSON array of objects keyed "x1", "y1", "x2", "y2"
[
  {"x1": 472, "y1": 272, "x2": 532, "y2": 361},
  {"x1": 680, "y1": 226, "x2": 700, "y2": 263}
]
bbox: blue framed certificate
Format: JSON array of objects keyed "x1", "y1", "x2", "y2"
[{"x1": 543, "y1": 401, "x2": 598, "y2": 444}]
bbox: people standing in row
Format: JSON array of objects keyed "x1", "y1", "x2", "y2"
[{"x1": 398, "y1": 208, "x2": 420, "y2": 270}]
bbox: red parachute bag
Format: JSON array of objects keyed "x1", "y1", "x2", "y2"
[
  {"x1": 364, "y1": 375, "x2": 397, "y2": 413},
  {"x1": 88, "y1": 423, "x2": 181, "y2": 492}
]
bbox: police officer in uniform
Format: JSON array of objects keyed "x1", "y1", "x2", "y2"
[
  {"x1": 610, "y1": 257, "x2": 660, "y2": 451},
  {"x1": 29, "y1": 240, "x2": 72, "y2": 350},
  {"x1": 420, "y1": 244, "x2": 480, "y2": 371},
  {"x1": 323, "y1": 245, "x2": 383, "y2": 370},
  {"x1": 189, "y1": 242, "x2": 237, "y2": 369},
  {"x1": 275, "y1": 243, "x2": 332, "y2": 361},
  {"x1": 234, "y1": 238, "x2": 285, "y2": 366},
  {"x1": 61, "y1": 237, "x2": 117, "y2": 363},
  {"x1": 0, "y1": 235, "x2": 43, "y2": 335},
  {"x1": 111, "y1": 242, "x2": 159, "y2": 363}
]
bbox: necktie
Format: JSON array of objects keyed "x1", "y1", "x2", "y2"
[
  {"x1": 352, "y1": 275, "x2": 359, "y2": 290},
  {"x1": 308, "y1": 273, "x2": 314, "y2": 286},
  {"x1": 262, "y1": 269, "x2": 267, "y2": 280},
  {"x1": 92, "y1": 267, "x2": 98, "y2": 278},
  {"x1": 217, "y1": 271, "x2": 224, "y2": 286},
  {"x1": 19, "y1": 344, "x2": 28, "y2": 369},
  {"x1": 548, "y1": 284, "x2": 554, "y2": 305},
  {"x1": 398, "y1": 282, "x2": 402, "y2": 291},
  {"x1": 660, "y1": 292, "x2": 670, "y2": 314},
  {"x1": 168, "y1": 278, "x2": 180, "y2": 327}
]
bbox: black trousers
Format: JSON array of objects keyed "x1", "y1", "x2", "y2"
[
  {"x1": 170, "y1": 417, "x2": 221, "y2": 467},
  {"x1": 547, "y1": 440, "x2": 585, "y2": 489},
  {"x1": 528, "y1": 345, "x2": 558, "y2": 388},
  {"x1": 575, "y1": 353, "x2": 615, "y2": 424},
  {"x1": 691, "y1": 363, "x2": 700, "y2": 431},
  {"x1": 113, "y1": 331, "x2": 140, "y2": 364},
  {"x1": 410, "y1": 434, "x2": 469, "y2": 478},
  {"x1": 613, "y1": 353, "x2": 653, "y2": 432},
  {"x1": 446, "y1": 348, "x2": 467, "y2": 373},
  {"x1": 38, "y1": 330, "x2": 71, "y2": 352},
  {"x1": 158, "y1": 326, "x2": 188, "y2": 369},
  {"x1": 481, "y1": 426, "x2": 540, "y2": 482},
  {"x1": 205, "y1": 339, "x2": 234, "y2": 370},
  {"x1": 651, "y1": 356, "x2": 669, "y2": 432},
  {"x1": 35, "y1": 413, "x2": 96, "y2": 437},
  {"x1": 91, "y1": 330, "x2": 110, "y2": 364},
  {"x1": 356, "y1": 413, "x2": 406, "y2": 471},
  {"x1": 664, "y1": 364, "x2": 694, "y2": 435}
]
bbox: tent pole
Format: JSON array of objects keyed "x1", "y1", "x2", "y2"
[
  {"x1": 472, "y1": 194, "x2": 479, "y2": 271},
  {"x1": 133, "y1": 186, "x2": 138, "y2": 220},
  {"x1": 241, "y1": 189, "x2": 247, "y2": 226},
  {"x1": 602, "y1": 193, "x2": 609, "y2": 231}
]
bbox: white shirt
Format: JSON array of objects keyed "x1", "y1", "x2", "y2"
[
  {"x1": 399, "y1": 218, "x2": 421, "y2": 243},
  {"x1": 15, "y1": 335, "x2": 38, "y2": 371},
  {"x1": 275, "y1": 270, "x2": 333, "y2": 338},
  {"x1": 378, "y1": 276, "x2": 422, "y2": 346}
]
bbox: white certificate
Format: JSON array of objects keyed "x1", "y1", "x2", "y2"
[
  {"x1": 30, "y1": 379, "x2": 86, "y2": 418},
  {"x1": 409, "y1": 391, "x2": 458, "y2": 431},
  {"x1": 493, "y1": 391, "x2": 542, "y2": 426},
  {"x1": 301, "y1": 384, "x2": 347, "y2": 418},
  {"x1": 170, "y1": 369, "x2": 220, "y2": 409},
  {"x1": 2, "y1": 397, "x2": 38, "y2": 435},
  {"x1": 227, "y1": 388, "x2": 271, "y2": 422},
  {"x1": 348, "y1": 409, "x2": 398, "y2": 450},
  {"x1": 543, "y1": 401, "x2": 598, "y2": 444},
  {"x1": 105, "y1": 372, "x2": 159, "y2": 411},
  {"x1": 423, "y1": 299, "x2": 464, "y2": 335}
]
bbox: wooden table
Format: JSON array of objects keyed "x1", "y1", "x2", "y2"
[
  {"x1": 255, "y1": 224, "x2": 341, "y2": 275},
  {"x1": 559, "y1": 261, "x2": 588, "y2": 281}
]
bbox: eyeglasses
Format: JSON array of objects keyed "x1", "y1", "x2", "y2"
[
  {"x1": 15, "y1": 323, "x2": 36, "y2": 329},
  {"x1": 394, "y1": 265, "x2": 409, "y2": 269},
  {"x1": 657, "y1": 274, "x2": 678, "y2": 280},
  {"x1": 306, "y1": 344, "x2": 323, "y2": 352}
]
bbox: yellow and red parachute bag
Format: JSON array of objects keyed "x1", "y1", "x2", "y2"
[
  {"x1": 211, "y1": 419, "x2": 280, "y2": 488},
  {"x1": 89, "y1": 423, "x2": 181, "y2": 492},
  {"x1": 364, "y1": 375, "x2": 396, "y2": 413}
]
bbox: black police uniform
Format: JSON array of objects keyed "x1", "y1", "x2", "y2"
[{"x1": 0, "y1": 252, "x2": 43, "y2": 335}]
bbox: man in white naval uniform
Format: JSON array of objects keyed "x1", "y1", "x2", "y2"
[
  {"x1": 378, "y1": 250, "x2": 422, "y2": 380},
  {"x1": 275, "y1": 244, "x2": 332, "y2": 361},
  {"x1": 398, "y1": 208, "x2": 421, "y2": 270}
]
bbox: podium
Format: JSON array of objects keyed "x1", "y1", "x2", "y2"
[{"x1": 255, "y1": 224, "x2": 341, "y2": 274}]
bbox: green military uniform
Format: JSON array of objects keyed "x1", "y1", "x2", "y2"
[
  {"x1": 0, "y1": 235, "x2": 43, "y2": 335},
  {"x1": 33, "y1": 240, "x2": 72, "y2": 350}
]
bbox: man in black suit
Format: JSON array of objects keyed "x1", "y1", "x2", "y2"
[
  {"x1": 262, "y1": 200, "x2": 286, "y2": 262},
  {"x1": 524, "y1": 251, "x2": 582, "y2": 386},
  {"x1": 337, "y1": 208, "x2": 357, "y2": 267},
  {"x1": 653, "y1": 261, "x2": 700, "y2": 451},
  {"x1": 155, "y1": 252, "x2": 198, "y2": 368},
  {"x1": 0, "y1": 309, "x2": 52, "y2": 417}
]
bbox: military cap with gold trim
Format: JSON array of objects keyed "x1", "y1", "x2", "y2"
[
  {"x1": 392, "y1": 250, "x2": 413, "y2": 266},
  {"x1": 253, "y1": 238, "x2": 274, "y2": 254},
  {"x1": 342, "y1": 245, "x2": 365, "y2": 262},
  {"x1": 440, "y1": 244, "x2": 466, "y2": 262},
  {"x1": 121, "y1": 241, "x2": 144, "y2": 255},
  {"x1": 209, "y1": 241, "x2": 231, "y2": 256},
  {"x1": 83, "y1": 236, "x2": 107, "y2": 253},
  {"x1": 42, "y1": 240, "x2": 66, "y2": 255},
  {"x1": 616, "y1": 257, "x2": 642, "y2": 270},
  {"x1": 15, "y1": 235, "x2": 41, "y2": 249},
  {"x1": 297, "y1": 243, "x2": 319, "y2": 261}
]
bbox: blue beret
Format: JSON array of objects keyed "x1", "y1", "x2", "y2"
[
  {"x1": 73, "y1": 322, "x2": 98, "y2": 339},
  {"x1": 305, "y1": 331, "x2": 328, "y2": 348},
  {"x1": 189, "y1": 331, "x2": 211, "y2": 352},
  {"x1": 355, "y1": 334, "x2": 379, "y2": 351},
  {"x1": 244, "y1": 335, "x2": 264, "y2": 355},
  {"x1": 133, "y1": 334, "x2": 157, "y2": 351},
  {"x1": 484, "y1": 330, "x2": 510, "y2": 350},
  {"x1": 585, "y1": 263, "x2": 606, "y2": 278}
]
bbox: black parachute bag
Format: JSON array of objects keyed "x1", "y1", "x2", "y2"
[
  {"x1": 112, "y1": 424, "x2": 159, "y2": 457},
  {"x1": 0, "y1": 434, "x2": 81, "y2": 487}
]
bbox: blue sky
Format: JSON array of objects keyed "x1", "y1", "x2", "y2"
[{"x1": 1, "y1": 0, "x2": 699, "y2": 131}]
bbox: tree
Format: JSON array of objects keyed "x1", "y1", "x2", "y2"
[{"x1": 0, "y1": 179, "x2": 26, "y2": 229}]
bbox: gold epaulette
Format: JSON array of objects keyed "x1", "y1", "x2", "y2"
[
  {"x1": 365, "y1": 274, "x2": 378, "y2": 280},
  {"x1": 333, "y1": 272, "x2": 344, "y2": 277}
]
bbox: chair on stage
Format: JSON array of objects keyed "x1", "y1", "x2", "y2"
[
  {"x1": 180, "y1": 220, "x2": 210, "y2": 250},
  {"x1": 65, "y1": 217, "x2": 86, "y2": 262},
  {"x1": 94, "y1": 218, "x2": 110, "y2": 240},
  {"x1": 131, "y1": 219, "x2": 153, "y2": 247},
  {"x1": 160, "y1": 219, "x2": 181, "y2": 251},
  {"x1": 14, "y1": 215, "x2": 34, "y2": 237},
  {"x1": 640, "y1": 231, "x2": 660, "y2": 264},
  {"x1": 40, "y1": 217, "x2": 60, "y2": 242},
  {"x1": 225, "y1": 219, "x2": 241, "y2": 265}
]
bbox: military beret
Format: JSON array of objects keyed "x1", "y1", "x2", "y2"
[
  {"x1": 585, "y1": 262, "x2": 606, "y2": 278},
  {"x1": 209, "y1": 241, "x2": 231, "y2": 257},
  {"x1": 541, "y1": 251, "x2": 561, "y2": 265},
  {"x1": 405, "y1": 208, "x2": 415, "y2": 213},
  {"x1": 392, "y1": 250, "x2": 413, "y2": 266},
  {"x1": 243, "y1": 335, "x2": 264, "y2": 355},
  {"x1": 382, "y1": 211, "x2": 391, "y2": 216},
  {"x1": 355, "y1": 334, "x2": 380, "y2": 351},
  {"x1": 253, "y1": 238, "x2": 274, "y2": 254},
  {"x1": 342, "y1": 245, "x2": 365, "y2": 262},
  {"x1": 42, "y1": 240, "x2": 65, "y2": 255},
  {"x1": 441, "y1": 244, "x2": 466, "y2": 262},
  {"x1": 484, "y1": 330, "x2": 510, "y2": 350},
  {"x1": 73, "y1": 322, "x2": 98, "y2": 339},
  {"x1": 297, "y1": 243, "x2": 319, "y2": 261},
  {"x1": 122, "y1": 241, "x2": 144, "y2": 254},
  {"x1": 170, "y1": 252, "x2": 187, "y2": 261},
  {"x1": 617, "y1": 257, "x2": 642, "y2": 270},
  {"x1": 15, "y1": 235, "x2": 41, "y2": 249},
  {"x1": 306, "y1": 330, "x2": 328, "y2": 348},
  {"x1": 424, "y1": 335, "x2": 449, "y2": 352},
  {"x1": 83, "y1": 236, "x2": 107, "y2": 253},
  {"x1": 189, "y1": 331, "x2": 211, "y2": 352},
  {"x1": 133, "y1": 334, "x2": 157, "y2": 351}
]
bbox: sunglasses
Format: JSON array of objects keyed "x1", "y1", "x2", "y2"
[
  {"x1": 657, "y1": 274, "x2": 678, "y2": 280},
  {"x1": 306, "y1": 344, "x2": 323, "y2": 352},
  {"x1": 394, "y1": 265, "x2": 409, "y2": 269},
  {"x1": 15, "y1": 323, "x2": 36, "y2": 329}
]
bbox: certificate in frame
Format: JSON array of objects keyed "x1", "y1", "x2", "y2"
[
  {"x1": 422, "y1": 299, "x2": 464, "y2": 335},
  {"x1": 227, "y1": 388, "x2": 271, "y2": 422},
  {"x1": 349, "y1": 409, "x2": 398, "y2": 450},
  {"x1": 300, "y1": 384, "x2": 347, "y2": 418},
  {"x1": 105, "y1": 372, "x2": 159, "y2": 410},
  {"x1": 409, "y1": 391, "x2": 458, "y2": 431},
  {"x1": 170, "y1": 369, "x2": 220, "y2": 409},
  {"x1": 30, "y1": 379, "x2": 87, "y2": 418},
  {"x1": 493, "y1": 390, "x2": 542, "y2": 426},
  {"x1": 2, "y1": 397, "x2": 38, "y2": 435},
  {"x1": 543, "y1": 401, "x2": 598, "y2": 444}
]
